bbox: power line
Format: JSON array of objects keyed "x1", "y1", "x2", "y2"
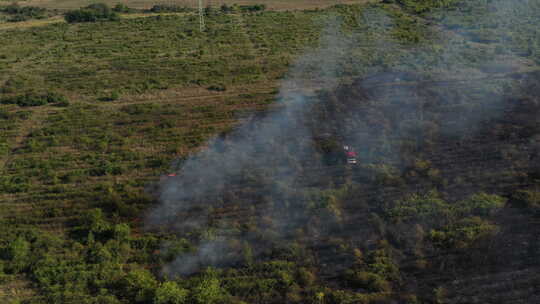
[{"x1": 198, "y1": 0, "x2": 205, "y2": 32}]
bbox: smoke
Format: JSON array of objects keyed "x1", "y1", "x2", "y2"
[
  {"x1": 146, "y1": 0, "x2": 539, "y2": 277},
  {"x1": 147, "y1": 15, "x2": 353, "y2": 276}
]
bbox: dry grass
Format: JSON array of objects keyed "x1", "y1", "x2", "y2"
[
  {"x1": 0, "y1": 15, "x2": 64, "y2": 30},
  {"x1": 0, "y1": 276, "x2": 35, "y2": 303}
]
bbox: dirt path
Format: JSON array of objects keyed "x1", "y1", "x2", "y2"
[
  {"x1": 96, "y1": 82, "x2": 277, "y2": 108},
  {"x1": 0, "y1": 15, "x2": 64, "y2": 30}
]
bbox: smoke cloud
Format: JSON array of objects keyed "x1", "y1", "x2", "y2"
[{"x1": 146, "y1": 0, "x2": 539, "y2": 276}]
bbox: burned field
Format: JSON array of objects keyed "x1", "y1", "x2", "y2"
[{"x1": 148, "y1": 70, "x2": 540, "y2": 303}]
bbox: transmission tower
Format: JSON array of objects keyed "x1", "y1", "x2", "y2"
[{"x1": 198, "y1": 0, "x2": 205, "y2": 32}]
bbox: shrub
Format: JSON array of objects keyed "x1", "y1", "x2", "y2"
[
  {"x1": 99, "y1": 91, "x2": 120, "y2": 101},
  {"x1": 429, "y1": 217, "x2": 499, "y2": 250},
  {"x1": 239, "y1": 4, "x2": 266, "y2": 12},
  {"x1": 0, "y1": 92, "x2": 68, "y2": 107},
  {"x1": 121, "y1": 268, "x2": 159, "y2": 302},
  {"x1": 512, "y1": 189, "x2": 540, "y2": 211},
  {"x1": 191, "y1": 269, "x2": 225, "y2": 304},
  {"x1": 455, "y1": 193, "x2": 506, "y2": 216},
  {"x1": 0, "y1": 141, "x2": 8, "y2": 156},
  {"x1": 396, "y1": 0, "x2": 460, "y2": 14},
  {"x1": 80, "y1": 208, "x2": 111, "y2": 234},
  {"x1": 0, "y1": 3, "x2": 47, "y2": 22},
  {"x1": 219, "y1": 4, "x2": 234, "y2": 13},
  {"x1": 55, "y1": 99, "x2": 70, "y2": 107},
  {"x1": 0, "y1": 175, "x2": 29, "y2": 193},
  {"x1": 149, "y1": 4, "x2": 191, "y2": 13},
  {"x1": 64, "y1": 3, "x2": 119, "y2": 23},
  {"x1": 207, "y1": 84, "x2": 226, "y2": 92},
  {"x1": 44, "y1": 91, "x2": 68, "y2": 103},
  {"x1": 113, "y1": 223, "x2": 131, "y2": 241},
  {"x1": 112, "y1": 3, "x2": 133, "y2": 13},
  {"x1": 0, "y1": 109, "x2": 9, "y2": 120},
  {"x1": 154, "y1": 281, "x2": 189, "y2": 304},
  {"x1": 386, "y1": 191, "x2": 451, "y2": 223},
  {"x1": 344, "y1": 270, "x2": 391, "y2": 292},
  {"x1": 1, "y1": 93, "x2": 47, "y2": 107},
  {"x1": 3, "y1": 237, "x2": 31, "y2": 273}
]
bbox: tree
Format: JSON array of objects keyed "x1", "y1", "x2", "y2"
[
  {"x1": 113, "y1": 223, "x2": 131, "y2": 242},
  {"x1": 344, "y1": 270, "x2": 391, "y2": 293},
  {"x1": 387, "y1": 190, "x2": 451, "y2": 225},
  {"x1": 86, "y1": 242, "x2": 113, "y2": 264},
  {"x1": 154, "y1": 281, "x2": 189, "y2": 304},
  {"x1": 112, "y1": 3, "x2": 131, "y2": 13},
  {"x1": 191, "y1": 269, "x2": 224, "y2": 304},
  {"x1": 4, "y1": 237, "x2": 31, "y2": 273},
  {"x1": 429, "y1": 217, "x2": 499, "y2": 250},
  {"x1": 81, "y1": 208, "x2": 110, "y2": 234},
  {"x1": 64, "y1": 3, "x2": 119, "y2": 23},
  {"x1": 456, "y1": 193, "x2": 506, "y2": 216},
  {"x1": 220, "y1": 4, "x2": 233, "y2": 13},
  {"x1": 121, "y1": 268, "x2": 158, "y2": 303}
]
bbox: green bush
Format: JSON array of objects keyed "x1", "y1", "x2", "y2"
[
  {"x1": 80, "y1": 208, "x2": 111, "y2": 234},
  {"x1": 0, "y1": 175, "x2": 29, "y2": 193},
  {"x1": 0, "y1": 3, "x2": 47, "y2": 22},
  {"x1": 154, "y1": 281, "x2": 189, "y2": 304},
  {"x1": 429, "y1": 217, "x2": 499, "y2": 250},
  {"x1": 239, "y1": 4, "x2": 266, "y2": 12},
  {"x1": 112, "y1": 3, "x2": 133, "y2": 13},
  {"x1": 207, "y1": 84, "x2": 226, "y2": 92},
  {"x1": 99, "y1": 91, "x2": 120, "y2": 102},
  {"x1": 0, "y1": 142, "x2": 8, "y2": 156},
  {"x1": 455, "y1": 193, "x2": 506, "y2": 216},
  {"x1": 219, "y1": 4, "x2": 235, "y2": 13},
  {"x1": 345, "y1": 270, "x2": 391, "y2": 292},
  {"x1": 3, "y1": 237, "x2": 31, "y2": 273},
  {"x1": 191, "y1": 269, "x2": 225, "y2": 304},
  {"x1": 121, "y1": 268, "x2": 159, "y2": 303},
  {"x1": 0, "y1": 92, "x2": 68, "y2": 107},
  {"x1": 386, "y1": 191, "x2": 451, "y2": 222},
  {"x1": 395, "y1": 0, "x2": 460, "y2": 14},
  {"x1": 65, "y1": 3, "x2": 119, "y2": 23},
  {"x1": 149, "y1": 4, "x2": 191, "y2": 13}
]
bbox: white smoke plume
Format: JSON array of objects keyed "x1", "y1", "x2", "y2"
[
  {"x1": 146, "y1": 0, "x2": 539, "y2": 276},
  {"x1": 147, "y1": 15, "x2": 353, "y2": 276}
]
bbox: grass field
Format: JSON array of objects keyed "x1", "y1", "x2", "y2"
[
  {"x1": 0, "y1": 7, "x2": 337, "y2": 302},
  {"x1": 0, "y1": 0, "x2": 539, "y2": 302}
]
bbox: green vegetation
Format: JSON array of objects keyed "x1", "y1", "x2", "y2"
[
  {"x1": 64, "y1": 3, "x2": 119, "y2": 23},
  {"x1": 0, "y1": 3, "x2": 48, "y2": 22},
  {"x1": 0, "y1": 0, "x2": 539, "y2": 303},
  {"x1": 148, "y1": 4, "x2": 191, "y2": 13},
  {"x1": 1, "y1": 92, "x2": 67, "y2": 107}
]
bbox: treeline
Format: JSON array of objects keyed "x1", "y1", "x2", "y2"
[
  {"x1": 64, "y1": 3, "x2": 120, "y2": 23},
  {"x1": 63, "y1": 2, "x2": 267, "y2": 23},
  {"x1": 0, "y1": 92, "x2": 68, "y2": 107},
  {"x1": 0, "y1": 3, "x2": 49, "y2": 22}
]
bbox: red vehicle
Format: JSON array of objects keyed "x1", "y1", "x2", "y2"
[{"x1": 344, "y1": 146, "x2": 358, "y2": 164}]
